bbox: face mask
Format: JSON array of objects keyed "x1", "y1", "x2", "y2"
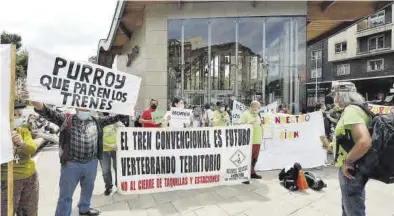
[
  {"x1": 151, "y1": 104, "x2": 157, "y2": 110},
  {"x1": 14, "y1": 118, "x2": 23, "y2": 129},
  {"x1": 220, "y1": 107, "x2": 225, "y2": 112},
  {"x1": 77, "y1": 111, "x2": 90, "y2": 120}
]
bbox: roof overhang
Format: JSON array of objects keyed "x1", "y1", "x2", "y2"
[{"x1": 98, "y1": 0, "x2": 391, "y2": 67}]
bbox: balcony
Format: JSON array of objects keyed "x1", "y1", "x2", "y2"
[{"x1": 356, "y1": 22, "x2": 394, "y2": 38}]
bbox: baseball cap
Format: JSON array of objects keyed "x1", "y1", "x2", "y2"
[{"x1": 327, "y1": 82, "x2": 357, "y2": 97}]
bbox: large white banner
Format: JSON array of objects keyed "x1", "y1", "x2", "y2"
[
  {"x1": 260, "y1": 101, "x2": 278, "y2": 115},
  {"x1": 0, "y1": 45, "x2": 14, "y2": 163},
  {"x1": 257, "y1": 111, "x2": 327, "y2": 170},
  {"x1": 27, "y1": 48, "x2": 141, "y2": 115},
  {"x1": 231, "y1": 100, "x2": 247, "y2": 124},
  {"x1": 117, "y1": 126, "x2": 252, "y2": 194}
]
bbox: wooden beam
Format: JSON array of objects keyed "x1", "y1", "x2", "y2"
[
  {"x1": 118, "y1": 22, "x2": 132, "y2": 40},
  {"x1": 8, "y1": 45, "x2": 16, "y2": 216},
  {"x1": 321, "y1": 1, "x2": 335, "y2": 12}
]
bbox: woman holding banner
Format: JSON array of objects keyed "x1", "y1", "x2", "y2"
[
  {"x1": 162, "y1": 97, "x2": 186, "y2": 128},
  {"x1": 239, "y1": 101, "x2": 263, "y2": 183},
  {"x1": 1, "y1": 102, "x2": 39, "y2": 216}
]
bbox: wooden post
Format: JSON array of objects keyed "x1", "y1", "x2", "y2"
[{"x1": 8, "y1": 45, "x2": 16, "y2": 216}]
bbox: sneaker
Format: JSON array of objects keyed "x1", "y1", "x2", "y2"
[
  {"x1": 104, "y1": 188, "x2": 112, "y2": 196},
  {"x1": 251, "y1": 173, "x2": 262, "y2": 179},
  {"x1": 79, "y1": 208, "x2": 100, "y2": 216}
]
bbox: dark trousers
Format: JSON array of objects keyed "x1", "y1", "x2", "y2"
[
  {"x1": 100, "y1": 151, "x2": 117, "y2": 190},
  {"x1": 251, "y1": 144, "x2": 261, "y2": 174}
]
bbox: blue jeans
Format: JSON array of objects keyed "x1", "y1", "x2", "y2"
[
  {"x1": 99, "y1": 151, "x2": 117, "y2": 190},
  {"x1": 338, "y1": 168, "x2": 369, "y2": 216},
  {"x1": 55, "y1": 159, "x2": 98, "y2": 216}
]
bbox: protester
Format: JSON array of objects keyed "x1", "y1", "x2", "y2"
[
  {"x1": 203, "y1": 103, "x2": 214, "y2": 126},
  {"x1": 325, "y1": 82, "x2": 372, "y2": 216},
  {"x1": 239, "y1": 101, "x2": 263, "y2": 183},
  {"x1": 28, "y1": 91, "x2": 128, "y2": 216},
  {"x1": 189, "y1": 106, "x2": 205, "y2": 128},
  {"x1": 139, "y1": 99, "x2": 161, "y2": 128},
  {"x1": 28, "y1": 113, "x2": 59, "y2": 145},
  {"x1": 133, "y1": 104, "x2": 143, "y2": 127},
  {"x1": 162, "y1": 97, "x2": 185, "y2": 128},
  {"x1": 212, "y1": 101, "x2": 230, "y2": 127},
  {"x1": 277, "y1": 102, "x2": 290, "y2": 114},
  {"x1": 1, "y1": 102, "x2": 39, "y2": 216},
  {"x1": 100, "y1": 113, "x2": 124, "y2": 196}
]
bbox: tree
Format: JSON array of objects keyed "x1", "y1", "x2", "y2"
[
  {"x1": 1, "y1": 32, "x2": 28, "y2": 78},
  {"x1": 16, "y1": 50, "x2": 28, "y2": 78},
  {"x1": 1, "y1": 32, "x2": 22, "y2": 50}
]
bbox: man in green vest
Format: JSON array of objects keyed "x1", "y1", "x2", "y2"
[
  {"x1": 240, "y1": 101, "x2": 263, "y2": 184},
  {"x1": 101, "y1": 113, "x2": 124, "y2": 196}
]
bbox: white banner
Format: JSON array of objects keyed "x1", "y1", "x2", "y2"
[
  {"x1": 260, "y1": 101, "x2": 278, "y2": 115},
  {"x1": 257, "y1": 111, "x2": 327, "y2": 170},
  {"x1": 367, "y1": 103, "x2": 394, "y2": 115},
  {"x1": 27, "y1": 48, "x2": 141, "y2": 115},
  {"x1": 170, "y1": 107, "x2": 192, "y2": 128},
  {"x1": 117, "y1": 126, "x2": 252, "y2": 194},
  {"x1": 0, "y1": 45, "x2": 14, "y2": 163},
  {"x1": 231, "y1": 100, "x2": 247, "y2": 124}
]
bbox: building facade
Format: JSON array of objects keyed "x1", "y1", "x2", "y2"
[
  {"x1": 306, "y1": 2, "x2": 394, "y2": 107},
  {"x1": 98, "y1": 1, "x2": 386, "y2": 112}
]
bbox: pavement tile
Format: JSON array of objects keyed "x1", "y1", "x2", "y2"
[
  {"x1": 290, "y1": 206, "x2": 326, "y2": 216},
  {"x1": 171, "y1": 196, "x2": 204, "y2": 213},
  {"x1": 147, "y1": 203, "x2": 180, "y2": 216},
  {"x1": 112, "y1": 193, "x2": 139, "y2": 203},
  {"x1": 128, "y1": 194, "x2": 158, "y2": 210},
  {"x1": 153, "y1": 191, "x2": 181, "y2": 204},
  {"x1": 98, "y1": 201, "x2": 131, "y2": 215},
  {"x1": 193, "y1": 204, "x2": 230, "y2": 216},
  {"x1": 218, "y1": 191, "x2": 269, "y2": 215}
]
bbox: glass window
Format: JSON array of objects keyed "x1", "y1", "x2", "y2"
[
  {"x1": 335, "y1": 42, "x2": 347, "y2": 53},
  {"x1": 311, "y1": 68, "x2": 322, "y2": 78},
  {"x1": 368, "y1": 59, "x2": 384, "y2": 72},
  {"x1": 336, "y1": 64, "x2": 350, "y2": 76},
  {"x1": 167, "y1": 17, "x2": 306, "y2": 113},
  {"x1": 311, "y1": 50, "x2": 322, "y2": 60},
  {"x1": 369, "y1": 35, "x2": 384, "y2": 51},
  {"x1": 369, "y1": 10, "x2": 385, "y2": 27}
]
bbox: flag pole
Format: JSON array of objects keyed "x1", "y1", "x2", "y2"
[{"x1": 8, "y1": 44, "x2": 16, "y2": 216}]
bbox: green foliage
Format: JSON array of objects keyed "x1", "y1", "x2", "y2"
[
  {"x1": 1, "y1": 31, "x2": 22, "y2": 50},
  {"x1": 16, "y1": 50, "x2": 28, "y2": 78}
]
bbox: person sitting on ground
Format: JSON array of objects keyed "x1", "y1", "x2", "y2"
[
  {"x1": 1, "y1": 102, "x2": 39, "y2": 216},
  {"x1": 239, "y1": 100, "x2": 263, "y2": 184},
  {"x1": 212, "y1": 101, "x2": 230, "y2": 127}
]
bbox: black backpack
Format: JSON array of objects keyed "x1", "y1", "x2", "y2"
[
  {"x1": 278, "y1": 163, "x2": 302, "y2": 191},
  {"x1": 340, "y1": 104, "x2": 394, "y2": 184}
]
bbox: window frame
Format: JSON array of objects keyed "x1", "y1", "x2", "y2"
[
  {"x1": 311, "y1": 49, "x2": 322, "y2": 60},
  {"x1": 368, "y1": 10, "x2": 385, "y2": 27},
  {"x1": 367, "y1": 59, "x2": 384, "y2": 72},
  {"x1": 336, "y1": 64, "x2": 350, "y2": 76},
  {"x1": 368, "y1": 34, "x2": 385, "y2": 51},
  {"x1": 334, "y1": 42, "x2": 347, "y2": 54},
  {"x1": 311, "y1": 67, "x2": 322, "y2": 79}
]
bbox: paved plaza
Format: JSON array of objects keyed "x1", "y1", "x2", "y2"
[{"x1": 36, "y1": 145, "x2": 394, "y2": 216}]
